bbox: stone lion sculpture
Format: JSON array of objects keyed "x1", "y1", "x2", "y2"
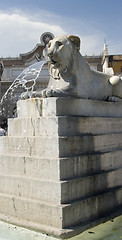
[{"x1": 21, "y1": 35, "x2": 122, "y2": 101}]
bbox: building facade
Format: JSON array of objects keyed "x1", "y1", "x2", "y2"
[{"x1": 102, "y1": 43, "x2": 122, "y2": 75}]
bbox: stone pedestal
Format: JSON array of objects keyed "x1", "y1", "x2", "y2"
[{"x1": 0, "y1": 97, "x2": 122, "y2": 238}]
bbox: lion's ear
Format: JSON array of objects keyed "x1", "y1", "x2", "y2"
[{"x1": 67, "y1": 35, "x2": 80, "y2": 50}]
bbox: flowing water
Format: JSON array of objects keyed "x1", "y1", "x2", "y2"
[{"x1": 0, "y1": 60, "x2": 46, "y2": 119}]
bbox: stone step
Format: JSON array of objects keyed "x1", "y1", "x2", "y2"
[
  {"x1": 0, "y1": 187, "x2": 121, "y2": 235},
  {"x1": 0, "y1": 155, "x2": 59, "y2": 180},
  {"x1": 0, "y1": 193, "x2": 62, "y2": 229},
  {"x1": 0, "y1": 150, "x2": 122, "y2": 180},
  {"x1": 17, "y1": 98, "x2": 122, "y2": 118},
  {"x1": 0, "y1": 175, "x2": 61, "y2": 204},
  {"x1": 59, "y1": 133, "x2": 122, "y2": 157},
  {"x1": 61, "y1": 168, "x2": 122, "y2": 204},
  {"x1": 58, "y1": 116, "x2": 122, "y2": 136},
  {"x1": 0, "y1": 133, "x2": 122, "y2": 158},
  {"x1": 59, "y1": 150, "x2": 122, "y2": 180},
  {"x1": 8, "y1": 117, "x2": 59, "y2": 137},
  {"x1": 42, "y1": 97, "x2": 122, "y2": 117},
  {"x1": 8, "y1": 116, "x2": 122, "y2": 137},
  {"x1": 0, "y1": 168, "x2": 121, "y2": 204},
  {"x1": 17, "y1": 98, "x2": 43, "y2": 118},
  {"x1": 0, "y1": 136, "x2": 59, "y2": 158},
  {"x1": 62, "y1": 186, "x2": 122, "y2": 229}
]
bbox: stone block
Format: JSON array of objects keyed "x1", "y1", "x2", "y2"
[
  {"x1": 0, "y1": 155, "x2": 59, "y2": 180},
  {"x1": 0, "y1": 136, "x2": 59, "y2": 158},
  {"x1": 1, "y1": 150, "x2": 122, "y2": 182},
  {"x1": 0, "y1": 168, "x2": 121, "y2": 205},
  {"x1": 8, "y1": 116, "x2": 122, "y2": 137},
  {"x1": 8, "y1": 118, "x2": 36, "y2": 136},
  {"x1": 8, "y1": 117, "x2": 59, "y2": 137},
  {"x1": 62, "y1": 187, "x2": 122, "y2": 229},
  {"x1": 58, "y1": 116, "x2": 122, "y2": 136},
  {"x1": 0, "y1": 193, "x2": 63, "y2": 229},
  {"x1": 17, "y1": 98, "x2": 122, "y2": 118},
  {"x1": 1, "y1": 133, "x2": 122, "y2": 158},
  {"x1": 0, "y1": 187, "x2": 121, "y2": 237},
  {"x1": 0, "y1": 175, "x2": 61, "y2": 204},
  {"x1": 61, "y1": 168, "x2": 122, "y2": 204},
  {"x1": 58, "y1": 133, "x2": 122, "y2": 157},
  {"x1": 59, "y1": 150, "x2": 122, "y2": 180},
  {"x1": 17, "y1": 98, "x2": 42, "y2": 118},
  {"x1": 42, "y1": 97, "x2": 122, "y2": 117}
]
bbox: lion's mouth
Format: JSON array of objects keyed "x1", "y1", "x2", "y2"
[
  {"x1": 49, "y1": 58, "x2": 62, "y2": 68},
  {"x1": 47, "y1": 56, "x2": 62, "y2": 68},
  {"x1": 51, "y1": 59, "x2": 57, "y2": 64}
]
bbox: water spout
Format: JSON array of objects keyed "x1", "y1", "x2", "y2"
[{"x1": 0, "y1": 60, "x2": 46, "y2": 119}]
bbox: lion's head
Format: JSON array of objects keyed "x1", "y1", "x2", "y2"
[{"x1": 44, "y1": 35, "x2": 80, "y2": 72}]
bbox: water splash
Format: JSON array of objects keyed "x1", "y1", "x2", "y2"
[{"x1": 0, "y1": 60, "x2": 46, "y2": 118}]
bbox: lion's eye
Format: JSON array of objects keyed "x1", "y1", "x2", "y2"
[{"x1": 57, "y1": 41, "x2": 63, "y2": 47}]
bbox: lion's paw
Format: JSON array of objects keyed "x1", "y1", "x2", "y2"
[
  {"x1": 21, "y1": 91, "x2": 43, "y2": 99},
  {"x1": 21, "y1": 92, "x2": 31, "y2": 100}
]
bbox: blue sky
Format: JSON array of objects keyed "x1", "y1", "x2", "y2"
[{"x1": 0, "y1": 0, "x2": 122, "y2": 57}]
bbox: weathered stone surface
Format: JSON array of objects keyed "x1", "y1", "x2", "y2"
[
  {"x1": 17, "y1": 98, "x2": 122, "y2": 118},
  {"x1": 0, "y1": 97, "x2": 122, "y2": 238},
  {"x1": 61, "y1": 187, "x2": 122, "y2": 229},
  {"x1": 61, "y1": 168, "x2": 122, "y2": 204},
  {"x1": 0, "y1": 187, "x2": 121, "y2": 237},
  {"x1": 0, "y1": 169, "x2": 121, "y2": 205},
  {"x1": 8, "y1": 117, "x2": 59, "y2": 136},
  {"x1": 0, "y1": 193, "x2": 63, "y2": 229},
  {"x1": 0, "y1": 136, "x2": 59, "y2": 158},
  {"x1": 8, "y1": 116, "x2": 122, "y2": 136},
  {"x1": 59, "y1": 150, "x2": 122, "y2": 180},
  {"x1": 17, "y1": 98, "x2": 43, "y2": 118},
  {"x1": 0, "y1": 215, "x2": 122, "y2": 240},
  {"x1": 0, "y1": 155, "x2": 59, "y2": 180},
  {"x1": 0, "y1": 175, "x2": 61, "y2": 204},
  {"x1": 1, "y1": 150, "x2": 122, "y2": 181},
  {"x1": 1, "y1": 133, "x2": 122, "y2": 158},
  {"x1": 58, "y1": 133, "x2": 122, "y2": 157},
  {"x1": 42, "y1": 97, "x2": 122, "y2": 117}
]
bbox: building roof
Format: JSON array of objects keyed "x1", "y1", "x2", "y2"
[{"x1": 0, "y1": 32, "x2": 54, "y2": 67}]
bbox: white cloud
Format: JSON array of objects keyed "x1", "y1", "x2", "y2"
[
  {"x1": 0, "y1": 10, "x2": 108, "y2": 57},
  {"x1": 0, "y1": 11, "x2": 66, "y2": 57},
  {"x1": 79, "y1": 34, "x2": 104, "y2": 55}
]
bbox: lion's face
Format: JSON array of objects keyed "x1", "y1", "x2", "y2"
[{"x1": 45, "y1": 35, "x2": 80, "y2": 71}]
